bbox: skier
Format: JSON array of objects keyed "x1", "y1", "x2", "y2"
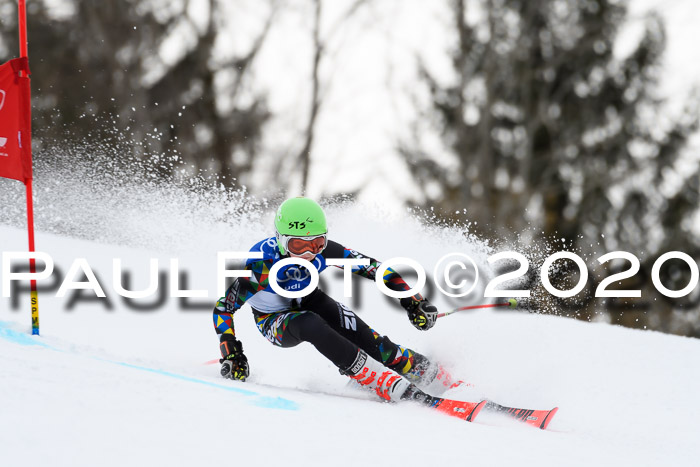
[{"x1": 212, "y1": 197, "x2": 455, "y2": 404}]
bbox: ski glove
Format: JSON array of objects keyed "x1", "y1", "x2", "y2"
[
  {"x1": 400, "y1": 297, "x2": 438, "y2": 331},
  {"x1": 219, "y1": 338, "x2": 249, "y2": 382}
]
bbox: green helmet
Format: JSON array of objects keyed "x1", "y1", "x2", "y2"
[{"x1": 274, "y1": 197, "x2": 328, "y2": 255}]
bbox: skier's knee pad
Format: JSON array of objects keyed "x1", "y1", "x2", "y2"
[{"x1": 289, "y1": 311, "x2": 360, "y2": 370}]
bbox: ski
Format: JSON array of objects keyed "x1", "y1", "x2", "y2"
[
  {"x1": 429, "y1": 367, "x2": 558, "y2": 429},
  {"x1": 211, "y1": 358, "x2": 550, "y2": 428},
  {"x1": 484, "y1": 401, "x2": 558, "y2": 430},
  {"x1": 430, "y1": 398, "x2": 487, "y2": 422}
]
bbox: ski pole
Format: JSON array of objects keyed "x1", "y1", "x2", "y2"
[{"x1": 436, "y1": 298, "x2": 518, "y2": 318}]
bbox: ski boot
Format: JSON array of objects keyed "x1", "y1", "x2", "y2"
[
  {"x1": 343, "y1": 350, "x2": 433, "y2": 404},
  {"x1": 388, "y1": 347, "x2": 470, "y2": 395}
]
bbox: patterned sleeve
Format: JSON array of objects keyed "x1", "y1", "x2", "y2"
[
  {"x1": 323, "y1": 240, "x2": 424, "y2": 300},
  {"x1": 212, "y1": 259, "x2": 273, "y2": 340}
]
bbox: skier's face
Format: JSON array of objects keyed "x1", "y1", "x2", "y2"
[
  {"x1": 289, "y1": 251, "x2": 317, "y2": 261},
  {"x1": 287, "y1": 235, "x2": 326, "y2": 255},
  {"x1": 283, "y1": 234, "x2": 327, "y2": 260}
]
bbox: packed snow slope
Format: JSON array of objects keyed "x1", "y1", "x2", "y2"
[{"x1": 1, "y1": 202, "x2": 700, "y2": 466}]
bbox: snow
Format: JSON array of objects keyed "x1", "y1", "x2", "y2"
[
  {"x1": 2, "y1": 2, "x2": 700, "y2": 464},
  {"x1": 2, "y1": 218, "x2": 700, "y2": 466}
]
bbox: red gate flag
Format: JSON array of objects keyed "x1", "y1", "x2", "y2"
[{"x1": 0, "y1": 57, "x2": 32, "y2": 183}]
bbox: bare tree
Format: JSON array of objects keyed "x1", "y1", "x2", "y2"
[
  {"x1": 295, "y1": 0, "x2": 369, "y2": 193},
  {"x1": 0, "y1": 0, "x2": 278, "y2": 184}
]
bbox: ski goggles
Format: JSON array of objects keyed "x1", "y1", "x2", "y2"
[{"x1": 279, "y1": 234, "x2": 327, "y2": 255}]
